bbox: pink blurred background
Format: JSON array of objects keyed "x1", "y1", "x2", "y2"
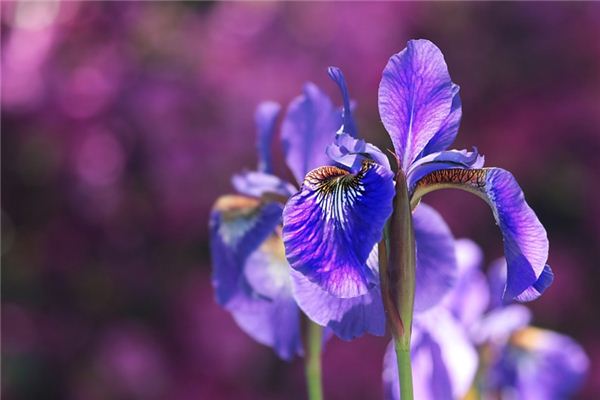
[{"x1": 2, "y1": 2, "x2": 600, "y2": 399}]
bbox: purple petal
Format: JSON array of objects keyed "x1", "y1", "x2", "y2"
[
  {"x1": 407, "y1": 148, "x2": 484, "y2": 194},
  {"x1": 327, "y1": 66, "x2": 358, "y2": 138},
  {"x1": 209, "y1": 195, "x2": 283, "y2": 305},
  {"x1": 282, "y1": 161, "x2": 395, "y2": 298},
  {"x1": 281, "y1": 83, "x2": 341, "y2": 185},
  {"x1": 232, "y1": 171, "x2": 296, "y2": 199},
  {"x1": 513, "y1": 264, "x2": 554, "y2": 302},
  {"x1": 443, "y1": 239, "x2": 490, "y2": 326},
  {"x1": 509, "y1": 328, "x2": 589, "y2": 399},
  {"x1": 290, "y1": 246, "x2": 385, "y2": 340},
  {"x1": 413, "y1": 204, "x2": 457, "y2": 312},
  {"x1": 227, "y1": 232, "x2": 303, "y2": 361},
  {"x1": 378, "y1": 39, "x2": 457, "y2": 171},
  {"x1": 326, "y1": 132, "x2": 391, "y2": 172},
  {"x1": 420, "y1": 85, "x2": 462, "y2": 156},
  {"x1": 383, "y1": 310, "x2": 478, "y2": 400},
  {"x1": 471, "y1": 304, "x2": 532, "y2": 345},
  {"x1": 228, "y1": 293, "x2": 302, "y2": 361},
  {"x1": 413, "y1": 168, "x2": 549, "y2": 302},
  {"x1": 488, "y1": 257, "x2": 553, "y2": 306},
  {"x1": 255, "y1": 101, "x2": 281, "y2": 173}
]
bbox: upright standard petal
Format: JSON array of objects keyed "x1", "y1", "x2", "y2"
[
  {"x1": 327, "y1": 66, "x2": 358, "y2": 137},
  {"x1": 290, "y1": 246, "x2": 385, "y2": 340},
  {"x1": 255, "y1": 101, "x2": 281, "y2": 174},
  {"x1": 281, "y1": 83, "x2": 341, "y2": 184},
  {"x1": 378, "y1": 39, "x2": 457, "y2": 171},
  {"x1": 228, "y1": 233, "x2": 303, "y2": 361},
  {"x1": 282, "y1": 160, "x2": 395, "y2": 298},
  {"x1": 412, "y1": 168, "x2": 549, "y2": 301},
  {"x1": 420, "y1": 85, "x2": 462, "y2": 156},
  {"x1": 413, "y1": 203, "x2": 457, "y2": 312},
  {"x1": 326, "y1": 132, "x2": 391, "y2": 173},
  {"x1": 383, "y1": 310, "x2": 478, "y2": 400},
  {"x1": 209, "y1": 195, "x2": 283, "y2": 305}
]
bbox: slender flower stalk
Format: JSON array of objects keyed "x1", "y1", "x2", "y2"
[
  {"x1": 387, "y1": 170, "x2": 416, "y2": 400},
  {"x1": 305, "y1": 320, "x2": 324, "y2": 400}
]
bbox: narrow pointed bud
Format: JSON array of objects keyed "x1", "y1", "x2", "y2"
[{"x1": 379, "y1": 169, "x2": 416, "y2": 400}]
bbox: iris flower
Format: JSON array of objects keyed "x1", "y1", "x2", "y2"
[
  {"x1": 383, "y1": 240, "x2": 588, "y2": 400},
  {"x1": 283, "y1": 38, "x2": 552, "y2": 331}
]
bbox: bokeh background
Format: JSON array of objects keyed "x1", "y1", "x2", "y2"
[{"x1": 2, "y1": 2, "x2": 600, "y2": 399}]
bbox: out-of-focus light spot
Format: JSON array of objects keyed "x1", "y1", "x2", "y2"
[
  {"x1": 60, "y1": 66, "x2": 115, "y2": 119},
  {"x1": 14, "y1": 0, "x2": 60, "y2": 31},
  {"x1": 75, "y1": 130, "x2": 125, "y2": 187}
]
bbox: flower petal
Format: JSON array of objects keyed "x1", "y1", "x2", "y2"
[
  {"x1": 282, "y1": 161, "x2": 395, "y2": 298},
  {"x1": 231, "y1": 171, "x2": 296, "y2": 199},
  {"x1": 290, "y1": 246, "x2": 385, "y2": 340},
  {"x1": 471, "y1": 304, "x2": 532, "y2": 345},
  {"x1": 407, "y1": 148, "x2": 484, "y2": 194},
  {"x1": 327, "y1": 66, "x2": 358, "y2": 138},
  {"x1": 420, "y1": 85, "x2": 462, "y2": 156},
  {"x1": 281, "y1": 83, "x2": 341, "y2": 185},
  {"x1": 228, "y1": 293, "x2": 302, "y2": 361},
  {"x1": 508, "y1": 328, "x2": 589, "y2": 399},
  {"x1": 255, "y1": 101, "x2": 281, "y2": 173},
  {"x1": 209, "y1": 195, "x2": 283, "y2": 305},
  {"x1": 227, "y1": 232, "x2": 303, "y2": 361},
  {"x1": 383, "y1": 310, "x2": 478, "y2": 400},
  {"x1": 413, "y1": 168, "x2": 549, "y2": 301},
  {"x1": 443, "y1": 239, "x2": 490, "y2": 326},
  {"x1": 326, "y1": 132, "x2": 391, "y2": 172},
  {"x1": 413, "y1": 203, "x2": 457, "y2": 312},
  {"x1": 378, "y1": 39, "x2": 457, "y2": 171}
]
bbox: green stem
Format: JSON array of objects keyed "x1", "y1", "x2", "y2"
[
  {"x1": 385, "y1": 169, "x2": 416, "y2": 400},
  {"x1": 395, "y1": 340, "x2": 414, "y2": 400},
  {"x1": 305, "y1": 320, "x2": 323, "y2": 400}
]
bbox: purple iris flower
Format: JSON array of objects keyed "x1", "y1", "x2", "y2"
[
  {"x1": 383, "y1": 240, "x2": 588, "y2": 399},
  {"x1": 282, "y1": 39, "x2": 552, "y2": 340},
  {"x1": 211, "y1": 82, "x2": 380, "y2": 355}
]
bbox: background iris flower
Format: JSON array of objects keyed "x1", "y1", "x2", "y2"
[{"x1": 383, "y1": 240, "x2": 588, "y2": 400}]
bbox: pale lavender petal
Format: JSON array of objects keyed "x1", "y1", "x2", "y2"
[
  {"x1": 281, "y1": 83, "x2": 341, "y2": 185},
  {"x1": 290, "y1": 246, "x2": 385, "y2": 340},
  {"x1": 255, "y1": 101, "x2": 281, "y2": 173},
  {"x1": 326, "y1": 132, "x2": 391, "y2": 172},
  {"x1": 383, "y1": 310, "x2": 478, "y2": 400},
  {"x1": 471, "y1": 304, "x2": 532, "y2": 345},
  {"x1": 282, "y1": 161, "x2": 395, "y2": 298},
  {"x1": 413, "y1": 203, "x2": 457, "y2": 312},
  {"x1": 232, "y1": 171, "x2": 296, "y2": 199},
  {"x1": 443, "y1": 239, "x2": 490, "y2": 326},
  {"x1": 378, "y1": 39, "x2": 457, "y2": 171}
]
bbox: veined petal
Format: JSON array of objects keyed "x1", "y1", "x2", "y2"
[
  {"x1": 412, "y1": 168, "x2": 549, "y2": 301},
  {"x1": 281, "y1": 83, "x2": 341, "y2": 185},
  {"x1": 209, "y1": 195, "x2": 283, "y2": 305},
  {"x1": 232, "y1": 171, "x2": 296, "y2": 199},
  {"x1": 488, "y1": 258, "x2": 554, "y2": 306},
  {"x1": 413, "y1": 203, "x2": 457, "y2": 312},
  {"x1": 383, "y1": 310, "x2": 478, "y2": 400},
  {"x1": 378, "y1": 39, "x2": 457, "y2": 171},
  {"x1": 282, "y1": 160, "x2": 395, "y2": 298},
  {"x1": 420, "y1": 85, "x2": 462, "y2": 156},
  {"x1": 327, "y1": 66, "x2": 358, "y2": 138},
  {"x1": 255, "y1": 101, "x2": 281, "y2": 173},
  {"x1": 290, "y1": 246, "x2": 385, "y2": 340},
  {"x1": 407, "y1": 148, "x2": 484, "y2": 194},
  {"x1": 513, "y1": 264, "x2": 553, "y2": 302}
]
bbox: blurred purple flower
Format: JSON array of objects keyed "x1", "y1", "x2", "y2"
[{"x1": 382, "y1": 239, "x2": 587, "y2": 399}]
